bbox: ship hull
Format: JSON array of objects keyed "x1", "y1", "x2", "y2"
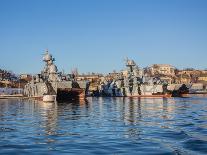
[
  {"x1": 126, "y1": 94, "x2": 172, "y2": 98},
  {"x1": 56, "y1": 88, "x2": 86, "y2": 102},
  {"x1": 26, "y1": 88, "x2": 86, "y2": 102}
]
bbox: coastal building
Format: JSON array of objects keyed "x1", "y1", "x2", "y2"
[
  {"x1": 20, "y1": 74, "x2": 32, "y2": 80},
  {"x1": 177, "y1": 70, "x2": 202, "y2": 83},
  {"x1": 159, "y1": 76, "x2": 174, "y2": 84},
  {"x1": 105, "y1": 72, "x2": 120, "y2": 81},
  {"x1": 0, "y1": 79, "x2": 13, "y2": 87},
  {"x1": 201, "y1": 70, "x2": 207, "y2": 74},
  {"x1": 198, "y1": 73, "x2": 207, "y2": 82},
  {"x1": 177, "y1": 70, "x2": 201, "y2": 76},
  {"x1": 176, "y1": 74, "x2": 191, "y2": 84},
  {"x1": 149, "y1": 64, "x2": 175, "y2": 76},
  {"x1": 76, "y1": 74, "x2": 103, "y2": 82},
  {"x1": 0, "y1": 88, "x2": 23, "y2": 95}
]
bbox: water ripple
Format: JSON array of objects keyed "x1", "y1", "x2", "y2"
[{"x1": 0, "y1": 97, "x2": 207, "y2": 154}]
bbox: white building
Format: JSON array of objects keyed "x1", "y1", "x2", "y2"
[{"x1": 150, "y1": 64, "x2": 175, "y2": 76}]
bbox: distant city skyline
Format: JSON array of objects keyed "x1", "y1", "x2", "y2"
[{"x1": 0, "y1": 0, "x2": 207, "y2": 74}]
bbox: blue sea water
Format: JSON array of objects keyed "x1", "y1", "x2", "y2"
[{"x1": 0, "y1": 97, "x2": 207, "y2": 155}]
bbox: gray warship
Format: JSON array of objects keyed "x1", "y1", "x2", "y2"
[
  {"x1": 97, "y1": 58, "x2": 171, "y2": 98},
  {"x1": 24, "y1": 51, "x2": 88, "y2": 102}
]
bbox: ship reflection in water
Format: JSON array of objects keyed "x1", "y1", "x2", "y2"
[{"x1": 0, "y1": 97, "x2": 207, "y2": 154}]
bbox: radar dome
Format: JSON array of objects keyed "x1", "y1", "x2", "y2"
[{"x1": 43, "y1": 52, "x2": 52, "y2": 61}]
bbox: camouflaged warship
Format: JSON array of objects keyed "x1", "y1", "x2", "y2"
[
  {"x1": 24, "y1": 51, "x2": 88, "y2": 102},
  {"x1": 98, "y1": 59, "x2": 171, "y2": 98}
]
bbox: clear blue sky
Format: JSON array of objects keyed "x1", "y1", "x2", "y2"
[{"x1": 0, "y1": 0, "x2": 207, "y2": 74}]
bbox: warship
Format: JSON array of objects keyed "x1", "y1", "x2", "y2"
[
  {"x1": 24, "y1": 51, "x2": 88, "y2": 102},
  {"x1": 97, "y1": 59, "x2": 171, "y2": 98}
]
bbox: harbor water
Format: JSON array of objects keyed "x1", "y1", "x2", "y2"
[{"x1": 0, "y1": 97, "x2": 207, "y2": 155}]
